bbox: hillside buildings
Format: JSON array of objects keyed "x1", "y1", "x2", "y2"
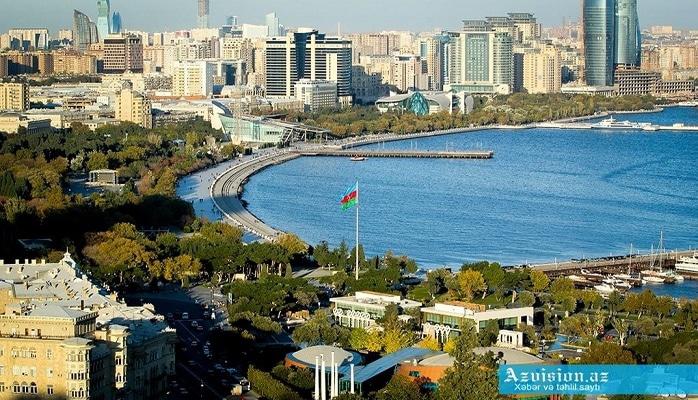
[{"x1": 0, "y1": 253, "x2": 176, "y2": 400}]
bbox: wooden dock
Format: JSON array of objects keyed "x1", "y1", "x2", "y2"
[
  {"x1": 296, "y1": 150, "x2": 494, "y2": 159},
  {"x1": 531, "y1": 250, "x2": 696, "y2": 277}
]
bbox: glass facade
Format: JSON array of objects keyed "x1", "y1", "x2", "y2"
[
  {"x1": 584, "y1": 0, "x2": 616, "y2": 86},
  {"x1": 73, "y1": 10, "x2": 97, "y2": 51},
  {"x1": 615, "y1": 0, "x2": 641, "y2": 67},
  {"x1": 96, "y1": 0, "x2": 111, "y2": 41}
]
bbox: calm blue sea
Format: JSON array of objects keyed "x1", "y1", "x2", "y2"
[{"x1": 240, "y1": 107, "x2": 698, "y2": 269}]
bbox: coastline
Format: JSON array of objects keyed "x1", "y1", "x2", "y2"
[{"x1": 193, "y1": 105, "x2": 672, "y2": 242}]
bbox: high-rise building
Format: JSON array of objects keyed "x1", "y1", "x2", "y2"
[
  {"x1": 266, "y1": 12, "x2": 281, "y2": 37},
  {"x1": 0, "y1": 55, "x2": 7, "y2": 78},
  {"x1": 447, "y1": 20, "x2": 513, "y2": 95},
  {"x1": 0, "y1": 82, "x2": 29, "y2": 111},
  {"x1": 103, "y1": 34, "x2": 143, "y2": 73},
  {"x1": 34, "y1": 52, "x2": 54, "y2": 75},
  {"x1": 264, "y1": 31, "x2": 352, "y2": 103},
  {"x1": 294, "y1": 79, "x2": 338, "y2": 111},
  {"x1": 115, "y1": 82, "x2": 153, "y2": 128},
  {"x1": 390, "y1": 54, "x2": 427, "y2": 92},
  {"x1": 197, "y1": 0, "x2": 209, "y2": 29},
  {"x1": 522, "y1": 43, "x2": 562, "y2": 93},
  {"x1": 7, "y1": 29, "x2": 49, "y2": 50},
  {"x1": 508, "y1": 13, "x2": 542, "y2": 43},
  {"x1": 583, "y1": 0, "x2": 616, "y2": 86},
  {"x1": 226, "y1": 16, "x2": 239, "y2": 27},
  {"x1": 172, "y1": 60, "x2": 216, "y2": 97},
  {"x1": 615, "y1": 0, "x2": 640, "y2": 67},
  {"x1": 73, "y1": 9, "x2": 98, "y2": 51},
  {"x1": 96, "y1": 0, "x2": 111, "y2": 40},
  {"x1": 5, "y1": 51, "x2": 35, "y2": 75},
  {"x1": 112, "y1": 12, "x2": 123, "y2": 34},
  {"x1": 419, "y1": 36, "x2": 446, "y2": 91}
]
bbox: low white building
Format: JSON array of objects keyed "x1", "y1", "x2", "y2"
[
  {"x1": 330, "y1": 291, "x2": 422, "y2": 328},
  {"x1": 294, "y1": 79, "x2": 338, "y2": 112},
  {"x1": 421, "y1": 301, "x2": 533, "y2": 343}
]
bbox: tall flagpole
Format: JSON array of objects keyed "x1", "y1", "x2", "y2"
[{"x1": 355, "y1": 180, "x2": 359, "y2": 281}]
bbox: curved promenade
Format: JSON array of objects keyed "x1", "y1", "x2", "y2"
[{"x1": 210, "y1": 150, "x2": 300, "y2": 240}]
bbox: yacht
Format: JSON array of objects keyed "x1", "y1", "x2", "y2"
[
  {"x1": 603, "y1": 277, "x2": 631, "y2": 289},
  {"x1": 593, "y1": 117, "x2": 656, "y2": 130},
  {"x1": 641, "y1": 273, "x2": 666, "y2": 284},
  {"x1": 594, "y1": 283, "x2": 616, "y2": 294},
  {"x1": 675, "y1": 253, "x2": 698, "y2": 274},
  {"x1": 350, "y1": 156, "x2": 367, "y2": 162}
]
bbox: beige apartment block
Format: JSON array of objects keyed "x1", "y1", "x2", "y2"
[{"x1": 0, "y1": 82, "x2": 29, "y2": 112}]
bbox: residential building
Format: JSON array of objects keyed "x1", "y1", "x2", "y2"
[
  {"x1": 34, "y1": 52, "x2": 54, "y2": 75},
  {"x1": 115, "y1": 82, "x2": 153, "y2": 128},
  {"x1": 198, "y1": 0, "x2": 209, "y2": 29},
  {"x1": 649, "y1": 26, "x2": 674, "y2": 36},
  {"x1": 53, "y1": 50, "x2": 98, "y2": 74},
  {"x1": 0, "y1": 55, "x2": 7, "y2": 77},
  {"x1": 583, "y1": 0, "x2": 616, "y2": 86},
  {"x1": 420, "y1": 302, "x2": 533, "y2": 342},
  {"x1": 294, "y1": 79, "x2": 337, "y2": 111},
  {"x1": 264, "y1": 31, "x2": 352, "y2": 104},
  {"x1": 447, "y1": 20, "x2": 513, "y2": 95},
  {"x1": 172, "y1": 60, "x2": 216, "y2": 97},
  {"x1": 614, "y1": 0, "x2": 641, "y2": 67},
  {"x1": 614, "y1": 67, "x2": 695, "y2": 99},
  {"x1": 103, "y1": 34, "x2": 143, "y2": 73},
  {"x1": 0, "y1": 82, "x2": 29, "y2": 111},
  {"x1": 73, "y1": 9, "x2": 98, "y2": 51},
  {"x1": 97, "y1": 0, "x2": 112, "y2": 41},
  {"x1": 0, "y1": 253, "x2": 176, "y2": 400},
  {"x1": 508, "y1": 13, "x2": 542, "y2": 43},
  {"x1": 418, "y1": 35, "x2": 447, "y2": 91},
  {"x1": 241, "y1": 24, "x2": 269, "y2": 39},
  {"x1": 330, "y1": 291, "x2": 421, "y2": 328},
  {"x1": 522, "y1": 43, "x2": 562, "y2": 93},
  {"x1": 390, "y1": 54, "x2": 427, "y2": 92},
  {"x1": 5, "y1": 51, "x2": 35, "y2": 75},
  {"x1": 351, "y1": 65, "x2": 387, "y2": 104}
]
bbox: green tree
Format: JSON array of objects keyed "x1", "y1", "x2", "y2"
[
  {"x1": 456, "y1": 269, "x2": 486, "y2": 301},
  {"x1": 580, "y1": 342, "x2": 635, "y2": 364},
  {"x1": 292, "y1": 311, "x2": 348, "y2": 346},
  {"x1": 87, "y1": 151, "x2": 109, "y2": 171},
  {"x1": 349, "y1": 328, "x2": 383, "y2": 352},
  {"x1": 376, "y1": 375, "x2": 429, "y2": 400}
]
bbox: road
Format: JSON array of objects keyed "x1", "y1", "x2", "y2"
[{"x1": 124, "y1": 285, "x2": 260, "y2": 400}]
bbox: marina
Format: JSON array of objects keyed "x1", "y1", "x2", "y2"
[{"x1": 536, "y1": 117, "x2": 698, "y2": 131}]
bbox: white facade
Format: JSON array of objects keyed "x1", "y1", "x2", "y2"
[
  {"x1": 294, "y1": 79, "x2": 338, "y2": 111},
  {"x1": 330, "y1": 291, "x2": 422, "y2": 328},
  {"x1": 172, "y1": 60, "x2": 216, "y2": 97}
]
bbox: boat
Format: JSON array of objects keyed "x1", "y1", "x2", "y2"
[
  {"x1": 642, "y1": 275, "x2": 665, "y2": 284},
  {"x1": 594, "y1": 283, "x2": 616, "y2": 294},
  {"x1": 350, "y1": 156, "x2": 367, "y2": 162},
  {"x1": 675, "y1": 253, "x2": 698, "y2": 274},
  {"x1": 592, "y1": 117, "x2": 657, "y2": 131},
  {"x1": 603, "y1": 277, "x2": 631, "y2": 289}
]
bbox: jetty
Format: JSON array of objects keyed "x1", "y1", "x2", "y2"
[
  {"x1": 536, "y1": 121, "x2": 698, "y2": 132},
  {"x1": 296, "y1": 149, "x2": 494, "y2": 159}
]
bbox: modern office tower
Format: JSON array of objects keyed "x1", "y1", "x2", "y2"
[
  {"x1": 264, "y1": 31, "x2": 352, "y2": 104},
  {"x1": 522, "y1": 43, "x2": 562, "y2": 93},
  {"x1": 73, "y1": 9, "x2": 98, "y2": 51},
  {"x1": 266, "y1": 12, "x2": 280, "y2": 37},
  {"x1": 7, "y1": 29, "x2": 49, "y2": 50},
  {"x1": 226, "y1": 16, "x2": 239, "y2": 26},
  {"x1": 96, "y1": 0, "x2": 111, "y2": 40},
  {"x1": 615, "y1": 0, "x2": 641, "y2": 67},
  {"x1": 172, "y1": 60, "x2": 216, "y2": 97},
  {"x1": 508, "y1": 13, "x2": 542, "y2": 43},
  {"x1": 198, "y1": 0, "x2": 210, "y2": 29},
  {"x1": 583, "y1": 0, "x2": 615, "y2": 86},
  {"x1": 115, "y1": 82, "x2": 153, "y2": 128},
  {"x1": 0, "y1": 82, "x2": 29, "y2": 111},
  {"x1": 103, "y1": 34, "x2": 143, "y2": 73},
  {"x1": 112, "y1": 12, "x2": 123, "y2": 34},
  {"x1": 447, "y1": 20, "x2": 513, "y2": 95}
]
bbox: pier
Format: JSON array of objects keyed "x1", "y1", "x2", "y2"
[
  {"x1": 531, "y1": 250, "x2": 697, "y2": 278},
  {"x1": 296, "y1": 149, "x2": 494, "y2": 159},
  {"x1": 536, "y1": 121, "x2": 698, "y2": 132}
]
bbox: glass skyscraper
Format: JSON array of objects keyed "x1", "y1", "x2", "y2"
[
  {"x1": 583, "y1": 0, "x2": 616, "y2": 86},
  {"x1": 73, "y1": 9, "x2": 98, "y2": 51},
  {"x1": 615, "y1": 0, "x2": 641, "y2": 66},
  {"x1": 112, "y1": 12, "x2": 122, "y2": 34},
  {"x1": 96, "y1": 0, "x2": 111, "y2": 41}
]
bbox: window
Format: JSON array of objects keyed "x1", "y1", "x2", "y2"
[
  {"x1": 408, "y1": 370, "x2": 421, "y2": 377},
  {"x1": 46, "y1": 349, "x2": 53, "y2": 360},
  {"x1": 47, "y1": 385, "x2": 54, "y2": 395},
  {"x1": 12, "y1": 382, "x2": 19, "y2": 393},
  {"x1": 46, "y1": 368, "x2": 53, "y2": 378},
  {"x1": 0, "y1": 382, "x2": 4, "y2": 392},
  {"x1": 0, "y1": 365, "x2": 4, "y2": 375},
  {"x1": 29, "y1": 382, "x2": 37, "y2": 394}
]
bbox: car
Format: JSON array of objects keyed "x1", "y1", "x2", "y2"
[
  {"x1": 196, "y1": 325, "x2": 204, "y2": 331},
  {"x1": 187, "y1": 360, "x2": 196, "y2": 366},
  {"x1": 181, "y1": 312, "x2": 189, "y2": 320},
  {"x1": 239, "y1": 379, "x2": 250, "y2": 391},
  {"x1": 191, "y1": 340, "x2": 198, "y2": 347},
  {"x1": 191, "y1": 321, "x2": 198, "y2": 327}
]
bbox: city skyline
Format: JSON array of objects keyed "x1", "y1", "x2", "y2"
[{"x1": 0, "y1": 0, "x2": 696, "y2": 35}]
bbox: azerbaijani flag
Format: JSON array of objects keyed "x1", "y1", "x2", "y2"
[{"x1": 340, "y1": 182, "x2": 358, "y2": 211}]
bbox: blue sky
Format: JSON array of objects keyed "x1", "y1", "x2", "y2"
[{"x1": 0, "y1": 0, "x2": 695, "y2": 34}]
